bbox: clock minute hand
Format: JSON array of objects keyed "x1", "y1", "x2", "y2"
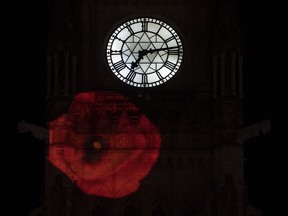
[{"x1": 147, "y1": 46, "x2": 180, "y2": 54}]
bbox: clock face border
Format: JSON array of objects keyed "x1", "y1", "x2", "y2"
[{"x1": 105, "y1": 16, "x2": 184, "y2": 88}]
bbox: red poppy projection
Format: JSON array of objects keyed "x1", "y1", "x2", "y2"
[{"x1": 48, "y1": 91, "x2": 161, "y2": 198}]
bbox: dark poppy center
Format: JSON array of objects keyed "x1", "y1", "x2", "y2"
[{"x1": 82, "y1": 136, "x2": 108, "y2": 163}]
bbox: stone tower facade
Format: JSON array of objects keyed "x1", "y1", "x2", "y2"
[{"x1": 44, "y1": 0, "x2": 246, "y2": 215}]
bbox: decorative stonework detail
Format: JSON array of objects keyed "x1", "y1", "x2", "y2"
[
  {"x1": 210, "y1": 175, "x2": 238, "y2": 216},
  {"x1": 46, "y1": 0, "x2": 79, "y2": 98},
  {"x1": 212, "y1": 0, "x2": 244, "y2": 98},
  {"x1": 46, "y1": 53, "x2": 77, "y2": 97}
]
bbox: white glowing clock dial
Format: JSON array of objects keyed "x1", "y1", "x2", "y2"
[{"x1": 106, "y1": 17, "x2": 183, "y2": 88}]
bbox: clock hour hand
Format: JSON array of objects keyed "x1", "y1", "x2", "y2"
[{"x1": 131, "y1": 49, "x2": 149, "y2": 69}]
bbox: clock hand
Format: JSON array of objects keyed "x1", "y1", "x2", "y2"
[
  {"x1": 131, "y1": 46, "x2": 181, "y2": 69},
  {"x1": 131, "y1": 49, "x2": 148, "y2": 69},
  {"x1": 147, "y1": 45, "x2": 181, "y2": 54}
]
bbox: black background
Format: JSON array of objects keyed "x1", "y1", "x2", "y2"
[{"x1": 1, "y1": 0, "x2": 287, "y2": 215}]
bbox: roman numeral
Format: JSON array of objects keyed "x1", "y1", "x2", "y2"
[
  {"x1": 116, "y1": 37, "x2": 125, "y2": 42},
  {"x1": 141, "y1": 20, "x2": 148, "y2": 32},
  {"x1": 164, "y1": 36, "x2": 175, "y2": 43},
  {"x1": 168, "y1": 49, "x2": 182, "y2": 55},
  {"x1": 113, "y1": 61, "x2": 126, "y2": 72},
  {"x1": 156, "y1": 70, "x2": 163, "y2": 79},
  {"x1": 110, "y1": 50, "x2": 122, "y2": 55},
  {"x1": 126, "y1": 25, "x2": 134, "y2": 35},
  {"x1": 142, "y1": 73, "x2": 148, "y2": 84},
  {"x1": 164, "y1": 61, "x2": 176, "y2": 71},
  {"x1": 126, "y1": 70, "x2": 136, "y2": 81}
]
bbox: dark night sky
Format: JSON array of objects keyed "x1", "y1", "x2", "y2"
[
  {"x1": 238, "y1": 2, "x2": 287, "y2": 215},
  {"x1": 1, "y1": 1, "x2": 287, "y2": 215}
]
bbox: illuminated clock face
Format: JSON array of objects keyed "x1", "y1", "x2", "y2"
[{"x1": 106, "y1": 17, "x2": 183, "y2": 88}]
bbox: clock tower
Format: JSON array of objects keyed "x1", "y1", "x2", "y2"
[{"x1": 45, "y1": 0, "x2": 246, "y2": 216}]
